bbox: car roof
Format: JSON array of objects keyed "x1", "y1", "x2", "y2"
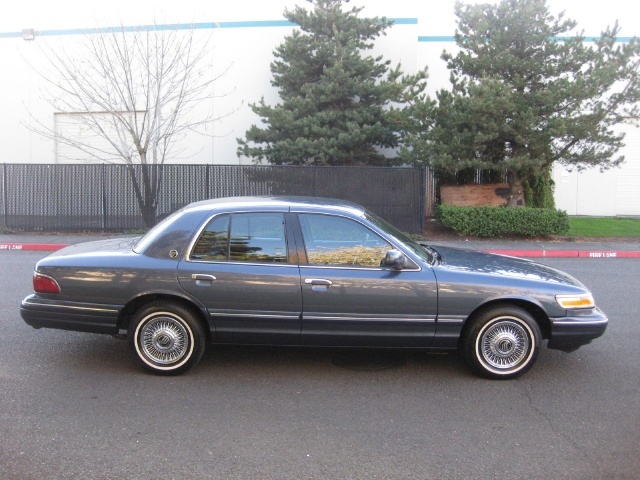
[{"x1": 183, "y1": 196, "x2": 367, "y2": 216}]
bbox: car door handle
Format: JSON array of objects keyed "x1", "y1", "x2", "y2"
[
  {"x1": 305, "y1": 278, "x2": 333, "y2": 286},
  {"x1": 305, "y1": 278, "x2": 332, "y2": 291},
  {"x1": 192, "y1": 274, "x2": 216, "y2": 286}
]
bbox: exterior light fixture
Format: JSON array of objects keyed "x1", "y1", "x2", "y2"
[{"x1": 22, "y1": 29, "x2": 35, "y2": 41}]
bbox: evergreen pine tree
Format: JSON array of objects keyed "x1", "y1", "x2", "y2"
[
  {"x1": 238, "y1": 0, "x2": 426, "y2": 165},
  {"x1": 401, "y1": 0, "x2": 640, "y2": 206}
]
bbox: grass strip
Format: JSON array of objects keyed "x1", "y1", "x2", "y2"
[{"x1": 568, "y1": 217, "x2": 640, "y2": 237}]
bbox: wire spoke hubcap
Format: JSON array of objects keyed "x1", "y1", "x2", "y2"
[
  {"x1": 140, "y1": 316, "x2": 189, "y2": 365},
  {"x1": 480, "y1": 319, "x2": 530, "y2": 370}
]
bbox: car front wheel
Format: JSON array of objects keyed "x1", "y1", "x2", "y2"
[
  {"x1": 464, "y1": 305, "x2": 541, "y2": 379},
  {"x1": 128, "y1": 301, "x2": 206, "y2": 375}
]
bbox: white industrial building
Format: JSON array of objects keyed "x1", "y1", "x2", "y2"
[{"x1": 0, "y1": 0, "x2": 638, "y2": 215}]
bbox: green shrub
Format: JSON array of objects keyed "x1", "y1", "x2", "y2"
[
  {"x1": 524, "y1": 170, "x2": 556, "y2": 209},
  {"x1": 436, "y1": 205, "x2": 570, "y2": 237}
]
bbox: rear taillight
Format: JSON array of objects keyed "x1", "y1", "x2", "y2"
[{"x1": 33, "y1": 272, "x2": 60, "y2": 294}]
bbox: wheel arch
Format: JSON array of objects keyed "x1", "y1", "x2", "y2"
[
  {"x1": 459, "y1": 298, "x2": 551, "y2": 346},
  {"x1": 117, "y1": 293, "x2": 210, "y2": 338}
]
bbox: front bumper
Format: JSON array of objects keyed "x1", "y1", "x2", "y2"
[
  {"x1": 547, "y1": 307, "x2": 608, "y2": 352},
  {"x1": 21, "y1": 295, "x2": 121, "y2": 335}
]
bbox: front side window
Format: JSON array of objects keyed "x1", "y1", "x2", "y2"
[
  {"x1": 299, "y1": 214, "x2": 392, "y2": 267},
  {"x1": 191, "y1": 212, "x2": 287, "y2": 263}
]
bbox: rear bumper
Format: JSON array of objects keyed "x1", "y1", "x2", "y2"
[
  {"x1": 21, "y1": 295, "x2": 121, "y2": 335},
  {"x1": 547, "y1": 307, "x2": 608, "y2": 352}
]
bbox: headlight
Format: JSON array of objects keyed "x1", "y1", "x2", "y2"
[{"x1": 556, "y1": 293, "x2": 595, "y2": 309}]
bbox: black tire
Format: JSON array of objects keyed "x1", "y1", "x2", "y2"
[
  {"x1": 128, "y1": 301, "x2": 206, "y2": 375},
  {"x1": 463, "y1": 305, "x2": 541, "y2": 380}
]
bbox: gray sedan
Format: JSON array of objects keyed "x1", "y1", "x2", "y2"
[{"x1": 21, "y1": 196, "x2": 607, "y2": 379}]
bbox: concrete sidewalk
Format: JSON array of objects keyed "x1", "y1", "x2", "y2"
[{"x1": 2, "y1": 233, "x2": 639, "y2": 258}]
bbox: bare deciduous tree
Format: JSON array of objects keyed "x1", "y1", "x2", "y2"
[{"x1": 30, "y1": 24, "x2": 231, "y2": 227}]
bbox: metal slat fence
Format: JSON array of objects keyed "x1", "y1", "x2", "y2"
[{"x1": 0, "y1": 164, "x2": 432, "y2": 233}]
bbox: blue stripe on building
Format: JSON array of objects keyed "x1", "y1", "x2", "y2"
[
  {"x1": 417, "y1": 35, "x2": 633, "y2": 43},
  {"x1": 0, "y1": 18, "x2": 418, "y2": 39}
]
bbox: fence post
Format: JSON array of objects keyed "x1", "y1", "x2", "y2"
[
  {"x1": 313, "y1": 166, "x2": 317, "y2": 197},
  {"x1": 2, "y1": 164, "x2": 7, "y2": 228},
  {"x1": 101, "y1": 164, "x2": 107, "y2": 231},
  {"x1": 420, "y1": 166, "x2": 426, "y2": 234},
  {"x1": 206, "y1": 165, "x2": 210, "y2": 199}
]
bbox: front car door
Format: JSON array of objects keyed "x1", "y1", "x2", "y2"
[
  {"x1": 294, "y1": 212, "x2": 438, "y2": 347},
  {"x1": 178, "y1": 210, "x2": 302, "y2": 345}
]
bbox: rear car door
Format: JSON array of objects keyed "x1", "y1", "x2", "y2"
[
  {"x1": 295, "y1": 213, "x2": 438, "y2": 347},
  {"x1": 178, "y1": 211, "x2": 302, "y2": 345}
]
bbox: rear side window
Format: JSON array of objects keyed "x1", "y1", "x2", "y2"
[
  {"x1": 191, "y1": 213, "x2": 287, "y2": 263},
  {"x1": 191, "y1": 214, "x2": 229, "y2": 261}
]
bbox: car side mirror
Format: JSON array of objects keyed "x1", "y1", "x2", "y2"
[{"x1": 382, "y1": 249, "x2": 407, "y2": 270}]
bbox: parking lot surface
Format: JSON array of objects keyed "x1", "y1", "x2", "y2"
[{"x1": 1, "y1": 252, "x2": 638, "y2": 480}]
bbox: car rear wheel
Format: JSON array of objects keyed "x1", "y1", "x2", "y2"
[
  {"x1": 463, "y1": 305, "x2": 541, "y2": 379},
  {"x1": 128, "y1": 301, "x2": 206, "y2": 375}
]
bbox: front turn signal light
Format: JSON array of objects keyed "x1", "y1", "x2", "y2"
[
  {"x1": 33, "y1": 272, "x2": 61, "y2": 294},
  {"x1": 556, "y1": 294, "x2": 595, "y2": 309}
]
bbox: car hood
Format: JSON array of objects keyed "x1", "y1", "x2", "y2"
[
  {"x1": 45, "y1": 237, "x2": 139, "y2": 258},
  {"x1": 428, "y1": 245, "x2": 585, "y2": 288}
]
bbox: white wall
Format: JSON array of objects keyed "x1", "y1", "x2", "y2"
[
  {"x1": 554, "y1": 122, "x2": 640, "y2": 216},
  {"x1": 1, "y1": 0, "x2": 639, "y2": 214},
  {"x1": 0, "y1": 0, "x2": 422, "y2": 166}
]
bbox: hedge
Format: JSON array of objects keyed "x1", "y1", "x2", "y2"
[{"x1": 436, "y1": 205, "x2": 570, "y2": 237}]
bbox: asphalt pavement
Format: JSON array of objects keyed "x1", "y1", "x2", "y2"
[
  {"x1": 1, "y1": 232, "x2": 639, "y2": 258},
  {"x1": 2, "y1": 253, "x2": 639, "y2": 479}
]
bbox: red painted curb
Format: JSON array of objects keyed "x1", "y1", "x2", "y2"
[
  {"x1": 485, "y1": 249, "x2": 640, "y2": 258},
  {"x1": 0, "y1": 243, "x2": 70, "y2": 251}
]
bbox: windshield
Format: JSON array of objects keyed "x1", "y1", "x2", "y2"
[{"x1": 364, "y1": 211, "x2": 434, "y2": 264}]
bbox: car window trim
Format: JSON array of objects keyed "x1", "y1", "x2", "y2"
[
  {"x1": 292, "y1": 212, "x2": 421, "y2": 272},
  {"x1": 185, "y1": 210, "x2": 295, "y2": 265}
]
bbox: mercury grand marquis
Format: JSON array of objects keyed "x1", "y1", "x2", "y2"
[{"x1": 21, "y1": 196, "x2": 608, "y2": 379}]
